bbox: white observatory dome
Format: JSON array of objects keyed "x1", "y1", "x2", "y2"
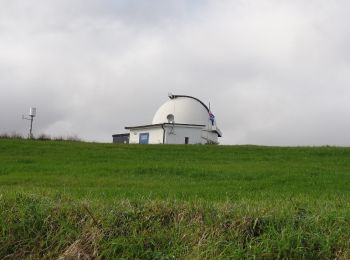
[
  {"x1": 122, "y1": 94, "x2": 222, "y2": 144},
  {"x1": 152, "y1": 95, "x2": 210, "y2": 126}
]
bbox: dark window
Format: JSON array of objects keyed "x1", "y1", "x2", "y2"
[{"x1": 185, "y1": 137, "x2": 189, "y2": 144}]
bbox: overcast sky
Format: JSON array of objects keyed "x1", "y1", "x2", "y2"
[{"x1": 1, "y1": 0, "x2": 349, "y2": 145}]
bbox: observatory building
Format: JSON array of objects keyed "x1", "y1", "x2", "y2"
[{"x1": 112, "y1": 94, "x2": 222, "y2": 144}]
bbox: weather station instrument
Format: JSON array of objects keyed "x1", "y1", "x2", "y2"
[{"x1": 22, "y1": 107, "x2": 36, "y2": 138}]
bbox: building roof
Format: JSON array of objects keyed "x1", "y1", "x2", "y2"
[
  {"x1": 112, "y1": 133, "x2": 130, "y2": 137},
  {"x1": 125, "y1": 123, "x2": 206, "y2": 130},
  {"x1": 125, "y1": 123, "x2": 222, "y2": 137}
]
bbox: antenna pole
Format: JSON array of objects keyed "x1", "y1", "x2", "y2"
[
  {"x1": 29, "y1": 115, "x2": 34, "y2": 139},
  {"x1": 23, "y1": 107, "x2": 36, "y2": 139}
]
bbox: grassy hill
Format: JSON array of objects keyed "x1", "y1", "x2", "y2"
[{"x1": 1, "y1": 138, "x2": 350, "y2": 258}]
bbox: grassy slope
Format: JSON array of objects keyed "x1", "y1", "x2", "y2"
[{"x1": 0, "y1": 139, "x2": 350, "y2": 258}]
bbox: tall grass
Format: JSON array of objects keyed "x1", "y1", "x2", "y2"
[
  {"x1": 0, "y1": 132, "x2": 23, "y2": 139},
  {"x1": 0, "y1": 138, "x2": 350, "y2": 258},
  {"x1": 0, "y1": 133, "x2": 81, "y2": 141},
  {"x1": 1, "y1": 194, "x2": 349, "y2": 259}
]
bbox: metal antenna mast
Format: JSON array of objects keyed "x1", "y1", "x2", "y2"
[{"x1": 22, "y1": 107, "x2": 36, "y2": 139}]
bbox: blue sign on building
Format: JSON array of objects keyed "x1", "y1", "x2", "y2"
[{"x1": 139, "y1": 133, "x2": 149, "y2": 144}]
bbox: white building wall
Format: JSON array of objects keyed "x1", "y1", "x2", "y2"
[
  {"x1": 128, "y1": 125, "x2": 219, "y2": 145},
  {"x1": 164, "y1": 125, "x2": 204, "y2": 144},
  {"x1": 201, "y1": 130, "x2": 219, "y2": 144},
  {"x1": 129, "y1": 127, "x2": 164, "y2": 144}
]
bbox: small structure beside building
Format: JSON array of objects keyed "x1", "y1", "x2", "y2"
[
  {"x1": 112, "y1": 133, "x2": 130, "y2": 144},
  {"x1": 112, "y1": 94, "x2": 222, "y2": 144}
]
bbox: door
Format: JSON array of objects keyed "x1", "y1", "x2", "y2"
[
  {"x1": 185, "y1": 137, "x2": 189, "y2": 144},
  {"x1": 139, "y1": 133, "x2": 149, "y2": 144}
]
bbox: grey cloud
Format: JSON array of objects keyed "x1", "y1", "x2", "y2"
[{"x1": 0, "y1": 0, "x2": 350, "y2": 145}]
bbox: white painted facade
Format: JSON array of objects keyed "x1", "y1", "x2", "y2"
[
  {"x1": 164, "y1": 124, "x2": 204, "y2": 144},
  {"x1": 129, "y1": 126, "x2": 164, "y2": 144},
  {"x1": 124, "y1": 95, "x2": 222, "y2": 145}
]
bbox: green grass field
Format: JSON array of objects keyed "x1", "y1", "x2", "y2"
[{"x1": 1, "y1": 138, "x2": 350, "y2": 259}]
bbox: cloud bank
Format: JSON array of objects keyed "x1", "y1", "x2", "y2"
[{"x1": 1, "y1": 0, "x2": 350, "y2": 145}]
